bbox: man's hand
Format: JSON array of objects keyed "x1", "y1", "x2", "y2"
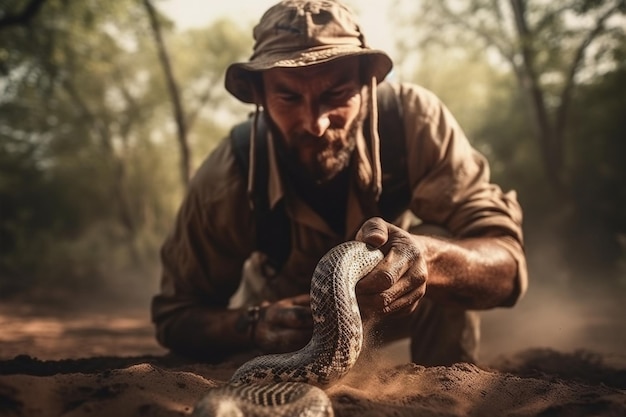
[
  {"x1": 355, "y1": 217, "x2": 428, "y2": 318},
  {"x1": 253, "y1": 294, "x2": 313, "y2": 353}
]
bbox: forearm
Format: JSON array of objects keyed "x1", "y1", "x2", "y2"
[
  {"x1": 421, "y1": 235, "x2": 519, "y2": 310},
  {"x1": 154, "y1": 304, "x2": 254, "y2": 361}
]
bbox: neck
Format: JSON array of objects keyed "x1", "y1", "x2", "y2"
[{"x1": 289, "y1": 164, "x2": 351, "y2": 236}]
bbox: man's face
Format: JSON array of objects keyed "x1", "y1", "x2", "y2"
[{"x1": 261, "y1": 57, "x2": 363, "y2": 184}]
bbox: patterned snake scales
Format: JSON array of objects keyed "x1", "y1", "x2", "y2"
[{"x1": 192, "y1": 241, "x2": 384, "y2": 417}]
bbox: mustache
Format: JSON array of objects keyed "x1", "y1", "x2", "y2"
[{"x1": 292, "y1": 130, "x2": 340, "y2": 145}]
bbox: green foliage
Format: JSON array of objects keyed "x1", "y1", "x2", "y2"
[
  {"x1": 0, "y1": 0, "x2": 251, "y2": 299},
  {"x1": 394, "y1": 0, "x2": 626, "y2": 283},
  {"x1": 568, "y1": 60, "x2": 626, "y2": 233},
  {"x1": 397, "y1": 0, "x2": 625, "y2": 192},
  {"x1": 166, "y1": 19, "x2": 251, "y2": 165}
]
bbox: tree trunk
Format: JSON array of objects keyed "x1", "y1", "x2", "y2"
[
  {"x1": 509, "y1": 0, "x2": 566, "y2": 196},
  {"x1": 0, "y1": 0, "x2": 47, "y2": 29},
  {"x1": 143, "y1": 0, "x2": 191, "y2": 189},
  {"x1": 61, "y1": 79, "x2": 138, "y2": 246}
]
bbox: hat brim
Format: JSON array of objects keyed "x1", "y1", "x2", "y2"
[{"x1": 225, "y1": 47, "x2": 393, "y2": 104}]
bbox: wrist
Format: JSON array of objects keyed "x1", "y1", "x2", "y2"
[{"x1": 235, "y1": 305, "x2": 262, "y2": 348}]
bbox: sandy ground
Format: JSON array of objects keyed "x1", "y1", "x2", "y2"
[{"x1": 1, "y1": 280, "x2": 625, "y2": 417}]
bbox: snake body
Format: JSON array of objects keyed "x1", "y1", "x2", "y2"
[{"x1": 192, "y1": 241, "x2": 383, "y2": 417}]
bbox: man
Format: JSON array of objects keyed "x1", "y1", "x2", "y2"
[{"x1": 151, "y1": 0, "x2": 527, "y2": 366}]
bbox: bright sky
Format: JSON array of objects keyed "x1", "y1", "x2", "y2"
[{"x1": 159, "y1": 0, "x2": 397, "y2": 57}]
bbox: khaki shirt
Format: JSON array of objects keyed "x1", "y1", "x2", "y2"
[{"x1": 152, "y1": 82, "x2": 527, "y2": 343}]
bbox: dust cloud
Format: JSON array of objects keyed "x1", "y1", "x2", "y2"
[
  {"x1": 480, "y1": 228, "x2": 626, "y2": 367},
  {"x1": 340, "y1": 228, "x2": 626, "y2": 379}
]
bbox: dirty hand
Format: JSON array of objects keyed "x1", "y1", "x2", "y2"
[
  {"x1": 253, "y1": 294, "x2": 313, "y2": 353},
  {"x1": 355, "y1": 217, "x2": 428, "y2": 318}
]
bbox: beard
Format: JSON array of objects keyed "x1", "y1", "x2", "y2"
[{"x1": 267, "y1": 103, "x2": 367, "y2": 186}]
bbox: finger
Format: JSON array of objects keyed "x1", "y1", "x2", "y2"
[
  {"x1": 355, "y1": 217, "x2": 388, "y2": 248},
  {"x1": 383, "y1": 285, "x2": 425, "y2": 315},
  {"x1": 357, "y1": 246, "x2": 413, "y2": 294},
  {"x1": 379, "y1": 274, "x2": 415, "y2": 304},
  {"x1": 357, "y1": 226, "x2": 424, "y2": 295},
  {"x1": 357, "y1": 270, "x2": 423, "y2": 315},
  {"x1": 381, "y1": 247, "x2": 427, "y2": 311},
  {"x1": 269, "y1": 306, "x2": 313, "y2": 329},
  {"x1": 356, "y1": 292, "x2": 386, "y2": 318},
  {"x1": 290, "y1": 294, "x2": 311, "y2": 306},
  {"x1": 256, "y1": 326, "x2": 312, "y2": 353},
  {"x1": 381, "y1": 277, "x2": 426, "y2": 314},
  {"x1": 269, "y1": 329, "x2": 312, "y2": 352},
  {"x1": 356, "y1": 266, "x2": 396, "y2": 294}
]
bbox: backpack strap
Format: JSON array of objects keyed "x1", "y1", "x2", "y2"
[
  {"x1": 230, "y1": 117, "x2": 291, "y2": 271},
  {"x1": 230, "y1": 81, "x2": 409, "y2": 272},
  {"x1": 366, "y1": 82, "x2": 410, "y2": 221}
]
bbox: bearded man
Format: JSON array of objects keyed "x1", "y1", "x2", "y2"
[{"x1": 151, "y1": 0, "x2": 527, "y2": 366}]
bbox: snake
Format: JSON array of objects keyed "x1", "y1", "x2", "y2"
[{"x1": 192, "y1": 240, "x2": 384, "y2": 417}]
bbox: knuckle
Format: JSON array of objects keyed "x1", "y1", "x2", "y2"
[
  {"x1": 390, "y1": 240, "x2": 420, "y2": 263},
  {"x1": 412, "y1": 286, "x2": 426, "y2": 301},
  {"x1": 409, "y1": 272, "x2": 426, "y2": 286},
  {"x1": 404, "y1": 243, "x2": 421, "y2": 262},
  {"x1": 377, "y1": 269, "x2": 395, "y2": 287}
]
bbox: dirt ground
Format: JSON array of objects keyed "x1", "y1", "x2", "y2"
[
  {"x1": 0, "y1": 279, "x2": 625, "y2": 416},
  {"x1": 1, "y1": 277, "x2": 624, "y2": 364}
]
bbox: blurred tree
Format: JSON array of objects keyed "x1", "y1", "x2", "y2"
[
  {"x1": 166, "y1": 18, "x2": 251, "y2": 167},
  {"x1": 563, "y1": 45, "x2": 626, "y2": 273},
  {"x1": 396, "y1": 0, "x2": 626, "y2": 199},
  {"x1": 1, "y1": 0, "x2": 164, "y2": 294},
  {"x1": 141, "y1": 2, "x2": 252, "y2": 186},
  {"x1": 0, "y1": 0, "x2": 46, "y2": 29},
  {"x1": 394, "y1": 0, "x2": 626, "y2": 284},
  {"x1": 0, "y1": 0, "x2": 250, "y2": 298},
  {"x1": 143, "y1": 0, "x2": 190, "y2": 189},
  {"x1": 568, "y1": 52, "x2": 626, "y2": 232}
]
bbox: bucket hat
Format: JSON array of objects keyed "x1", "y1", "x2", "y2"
[{"x1": 225, "y1": 0, "x2": 393, "y2": 103}]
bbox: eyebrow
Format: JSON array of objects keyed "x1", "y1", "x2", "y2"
[
  {"x1": 271, "y1": 82, "x2": 298, "y2": 95},
  {"x1": 270, "y1": 73, "x2": 356, "y2": 95}
]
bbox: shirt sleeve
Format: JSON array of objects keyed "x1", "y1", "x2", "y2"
[
  {"x1": 399, "y1": 83, "x2": 527, "y2": 304},
  {"x1": 151, "y1": 137, "x2": 255, "y2": 342}
]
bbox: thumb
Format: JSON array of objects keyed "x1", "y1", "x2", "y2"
[{"x1": 355, "y1": 217, "x2": 388, "y2": 248}]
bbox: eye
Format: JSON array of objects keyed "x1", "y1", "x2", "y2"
[
  {"x1": 328, "y1": 88, "x2": 348, "y2": 99},
  {"x1": 276, "y1": 92, "x2": 300, "y2": 103},
  {"x1": 324, "y1": 86, "x2": 356, "y2": 103}
]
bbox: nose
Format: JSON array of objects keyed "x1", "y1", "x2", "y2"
[{"x1": 302, "y1": 103, "x2": 331, "y2": 137}]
